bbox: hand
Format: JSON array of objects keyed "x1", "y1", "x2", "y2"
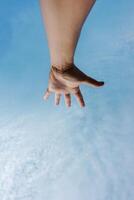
[{"x1": 43, "y1": 63, "x2": 104, "y2": 107}]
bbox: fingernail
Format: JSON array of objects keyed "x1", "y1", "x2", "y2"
[
  {"x1": 43, "y1": 96, "x2": 46, "y2": 100},
  {"x1": 100, "y1": 81, "x2": 104, "y2": 86}
]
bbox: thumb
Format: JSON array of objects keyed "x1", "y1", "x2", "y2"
[{"x1": 83, "y1": 75, "x2": 104, "y2": 87}]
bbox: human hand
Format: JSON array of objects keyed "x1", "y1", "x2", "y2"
[{"x1": 43, "y1": 63, "x2": 104, "y2": 107}]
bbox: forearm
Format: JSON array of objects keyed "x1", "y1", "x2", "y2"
[{"x1": 40, "y1": 0, "x2": 96, "y2": 69}]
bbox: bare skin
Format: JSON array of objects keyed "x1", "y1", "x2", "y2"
[{"x1": 40, "y1": 0, "x2": 104, "y2": 107}]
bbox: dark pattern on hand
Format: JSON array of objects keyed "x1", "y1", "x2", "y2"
[{"x1": 44, "y1": 63, "x2": 104, "y2": 107}]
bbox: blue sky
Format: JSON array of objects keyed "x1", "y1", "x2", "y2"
[
  {"x1": 0, "y1": 0, "x2": 134, "y2": 113},
  {"x1": 0, "y1": 0, "x2": 134, "y2": 200}
]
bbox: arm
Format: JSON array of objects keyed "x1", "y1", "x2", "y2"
[
  {"x1": 40, "y1": 0, "x2": 104, "y2": 107},
  {"x1": 40, "y1": 0, "x2": 96, "y2": 68}
]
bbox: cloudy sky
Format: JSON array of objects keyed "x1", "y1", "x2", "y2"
[{"x1": 0, "y1": 0, "x2": 134, "y2": 199}]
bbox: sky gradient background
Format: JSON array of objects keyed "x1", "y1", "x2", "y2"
[{"x1": 0, "y1": 0, "x2": 134, "y2": 199}]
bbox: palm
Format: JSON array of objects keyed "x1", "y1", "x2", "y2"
[{"x1": 44, "y1": 64, "x2": 104, "y2": 107}]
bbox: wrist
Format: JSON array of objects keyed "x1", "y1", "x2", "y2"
[
  {"x1": 51, "y1": 62, "x2": 74, "y2": 72},
  {"x1": 51, "y1": 63, "x2": 74, "y2": 74},
  {"x1": 50, "y1": 50, "x2": 75, "y2": 71},
  {"x1": 50, "y1": 59, "x2": 74, "y2": 71}
]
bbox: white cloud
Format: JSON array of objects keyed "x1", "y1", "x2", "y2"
[{"x1": 0, "y1": 105, "x2": 134, "y2": 200}]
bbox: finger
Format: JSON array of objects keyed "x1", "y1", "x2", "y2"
[
  {"x1": 55, "y1": 93, "x2": 61, "y2": 105},
  {"x1": 64, "y1": 93, "x2": 71, "y2": 107},
  {"x1": 84, "y1": 76, "x2": 104, "y2": 87},
  {"x1": 43, "y1": 88, "x2": 51, "y2": 100},
  {"x1": 74, "y1": 89, "x2": 85, "y2": 107}
]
